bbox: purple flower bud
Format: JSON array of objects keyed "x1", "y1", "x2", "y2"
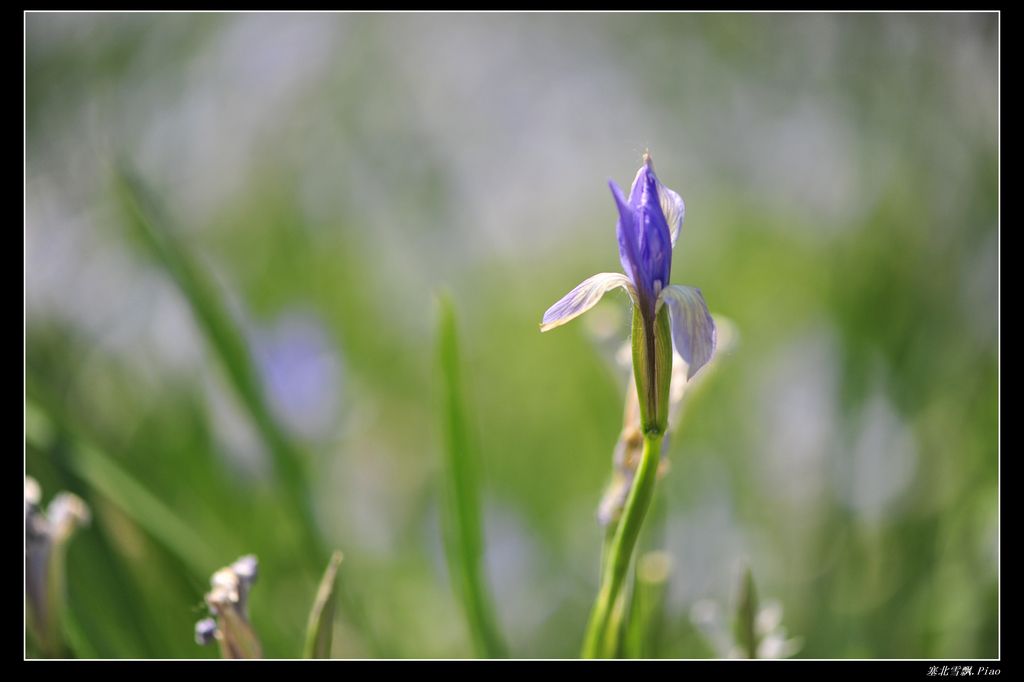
[{"x1": 541, "y1": 153, "x2": 717, "y2": 423}]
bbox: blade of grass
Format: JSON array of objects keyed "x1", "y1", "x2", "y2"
[
  {"x1": 436, "y1": 293, "x2": 507, "y2": 659},
  {"x1": 61, "y1": 607, "x2": 99, "y2": 659},
  {"x1": 302, "y1": 551, "x2": 344, "y2": 658},
  {"x1": 111, "y1": 166, "x2": 389, "y2": 657},
  {"x1": 734, "y1": 565, "x2": 759, "y2": 659},
  {"x1": 26, "y1": 400, "x2": 221, "y2": 579},
  {"x1": 622, "y1": 561, "x2": 642, "y2": 658},
  {"x1": 623, "y1": 551, "x2": 671, "y2": 659},
  {"x1": 603, "y1": 575, "x2": 630, "y2": 657},
  {"x1": 113, "y1": 165, "x2": 318, "y2": 556}
]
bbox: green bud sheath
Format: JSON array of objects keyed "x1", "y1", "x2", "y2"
[{"x1": 631, "y1": 303, "x2": 673, "y2": 437}]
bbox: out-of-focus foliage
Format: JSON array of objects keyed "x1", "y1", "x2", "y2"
[{"x1": 25, "y1": 13, "x2": 998, "y2": 658}]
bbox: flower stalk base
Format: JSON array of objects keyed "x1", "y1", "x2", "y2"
[{"x1": 581, "y1": 431, "x2": 663, "y2": 658}]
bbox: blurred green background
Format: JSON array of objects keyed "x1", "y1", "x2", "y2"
[{"x1": 25, "y1": 13, "x2": 998, "y2": 658}]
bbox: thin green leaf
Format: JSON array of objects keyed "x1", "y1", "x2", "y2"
[
  {"x1": 27, "y1": 400, "x2": 220, "y2": 579},
  {"x1": 622, "y1": 560, "x2": 642, "y2": 658},
  {"x1": 110, "y1": 168, "x2": 389, "y2": 657},
  {"x1": 734, "y1": 565, "x2": 759, "y2": 659},
  {"x1": 623, "y1": 551, "x2": 671, "y2": 659},
  {"x1": 113, "y1": 166, "x2": 317, "y2": 554},
  {"x1": 303, "y1": 551, "x2": 344, "y2": 658},
  {"x1": 436, "y1": 293, "x2": 507, "y2": 659},
  {"x1": 61, "y1": 608, "x2": 99, "y2": 660},
  {"x1": 74, "y1": 442, "x2": 221, "y2": 578},
  {"x1": 604, "y1": 578, "x2": 630, "y2": 658}
]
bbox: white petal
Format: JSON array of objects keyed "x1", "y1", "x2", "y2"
[
  {"x1": 541, "y1": 273, "x2": 637, "y2": 332},
  {"x1": 656, "y1": 181, "x2": 685, "y2": 247},
  {"x1": 661, "y1": 285, "x2": 716, "y2": 379}
]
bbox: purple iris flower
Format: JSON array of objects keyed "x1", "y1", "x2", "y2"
[{"x1": 541, "y1": 153, "x2": 716, "y2": 384}]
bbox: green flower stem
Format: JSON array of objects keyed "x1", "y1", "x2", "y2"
[{"x1": 581, "y1": 431, "x2": 663, "y2": 658}]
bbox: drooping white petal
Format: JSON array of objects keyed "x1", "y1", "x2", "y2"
[
  {"x1": 660, "y1": 285, "x2": 716, "y2": 379},
  {"x1": 541, "y1": 273, "x2": 637, "y2": 332}
]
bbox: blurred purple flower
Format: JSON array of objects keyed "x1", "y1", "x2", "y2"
[{"x1": 254, "y1": 312, "x2": 341, "y2": 440}]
